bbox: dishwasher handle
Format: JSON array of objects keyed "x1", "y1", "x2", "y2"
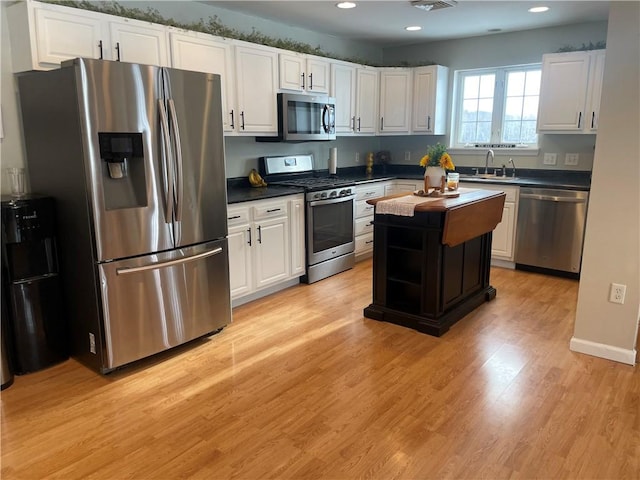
[{"x1": 520, "y1": 193, "x2": 587, "y2": 203}]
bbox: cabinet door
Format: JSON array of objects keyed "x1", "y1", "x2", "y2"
[
  {"x1": 289, "y1": 196, "x2": 306, "y2": 276},
  {"x1": 169, "y1": 32, "x2": 237, "y2": 132},
  {"x1": 378, "y1": 68, "x2": 412, "y2": 134},
  {"x1": 585, "y1": 50, "x2": 606, "y2": 132},
  {"x1": 235, "y1": 44, "x2": 278, "y2": 134},
  {"x1": 228, "y1": 224, "x2": 253, "y2": 299},
  {"x1": 491, "y1": 202, "x2": 515, "y2": 259},
  {"x1": 109, "y1": 20, "x2": 169, "y2": 66},
  {"x1": 537, "y1": 52, "x2": 590, "y2": 132},
  {"x1": 279, "y1": 52, "x2": 305, "y2": 91},
  {"x1": 355, "y1": 67, "x2": 378, "y2": 134},
  {"x1": 33, "y1": 6, "x2": 106, "y2": 67},
  {"x1": 254, "y1": 216, "x2": 290, "y2": 289},
  {"x1": 331, "y1": 62, "x2": 357, "y2": 133},
  {"x1": 412, "y1": 65, "x2": 448, "y2": 134},
  {"x1": 306, "y1": 57, "x2": 330, "y2": 93}
]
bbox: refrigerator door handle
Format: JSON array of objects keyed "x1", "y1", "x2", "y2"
[
  {"x1": 158, "y1": 99, "x2": 174, "y2": 222},
  {"x1": 168, "y1": 98, "x2": 184, "y2": 224},
  {"x1": 116, "y1": 247, "x2": 223, "y2": 275}
]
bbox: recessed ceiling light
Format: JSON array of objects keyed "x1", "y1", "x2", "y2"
[
  {"x1": 336, "y1": 2, "x2": 356, "y2": 9},
  {"x1": 528, "y1": 6, "x2": 549, "y2": 13},
  {"x1": 405, "y1": 26, "x2": 422, "y2": 31}
]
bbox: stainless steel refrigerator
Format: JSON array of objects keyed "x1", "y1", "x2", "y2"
[{"x1": 17, "y1": 58, "x2": 231, "y2": 373}]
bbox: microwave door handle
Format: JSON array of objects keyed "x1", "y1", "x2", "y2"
[
  {"x1": 322, "y1": 104, "x2": 333, "y2": 133},
  {"x1": 168, "y1": 98, "x2": 184, "y2": 223},
  {"x1": 158, "y1": 99, "x2": 174, "y2": 223}
]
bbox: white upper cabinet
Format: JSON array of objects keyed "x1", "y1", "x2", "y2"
[
  {"x1": 109, "y1": 19, "x2": 169, "y2": 66},
  {"x1": 8, "y1": 1, "x2": 106, "y2": 71},
  {"x1": 355, "y1": 66, "x2": 379, "y2": 135},
  {"x1": 8, "y1": 0, "x2": 170, "y2": 70},
  {"x1": 378, "y1": 67, "x2": 412, "y2": 134},
  {"x1": 279, "y1": 52, "x2": 330, "y2": 93},
  {"x1": 537, "y1": 50, "x2": 606, "y2": 133},
  {"x1": 412, "y1": 65, "x2": 449, "y2": 134},
  {"x1": 169, "y1": 30, "x2": 237, "y2": 132},
  {"x1": 330, "y1": 61, "x2": 357, "y2": 134},
  {"x1": 234, "y1": 42, "x2": 279, "y2": 135}
]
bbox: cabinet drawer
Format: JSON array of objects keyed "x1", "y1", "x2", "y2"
[
  {"x1": 227, "y1": 207, "x2": 250, "y2": 226},
  {"x1": 355, "y1": 232, "x2": 374, "y2": 253},
  {"x1": 253, "y1": 201, "x2": 287, "y2": 220},
  {"x1": 356, "y1": 199, "x2": 375, "y2": 218},
  {"x1": 355, "y1": 216, "x2": 374, "y2": 236},
  {"x1": 356, "y1": 183, "x2": 384, "y2": 201}
]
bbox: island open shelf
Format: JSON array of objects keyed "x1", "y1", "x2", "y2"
[{"x1": 363, "y1": 189, "x2": 506, "y2": 336}]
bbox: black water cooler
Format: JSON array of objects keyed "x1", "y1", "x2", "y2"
[{"x1": 1, "y1": 195, "x2": 68, "y2": 374}]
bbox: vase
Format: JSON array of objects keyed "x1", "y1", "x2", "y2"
[{"x1": 424, "y1": 166, "x2": 445, "y2": 190}]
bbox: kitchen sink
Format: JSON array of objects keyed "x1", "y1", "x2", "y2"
[{"x1": 460, "y1": 174, "x2": 519, "y2": 181}]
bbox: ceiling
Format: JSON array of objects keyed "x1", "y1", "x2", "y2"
[{"x1": 203, "y1": 0, "x2": 610, "y2": 47}]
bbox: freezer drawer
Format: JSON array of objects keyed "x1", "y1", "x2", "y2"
[{"x1": 98, "y1": 239, "x2": 230, "y2": 370}]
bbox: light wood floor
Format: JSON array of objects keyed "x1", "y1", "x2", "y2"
[{"x1": 1, "y1": 261, "x2": 638, "y2": 479}]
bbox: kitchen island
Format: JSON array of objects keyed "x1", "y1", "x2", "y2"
[{"x1": 363, "y1": 188, "x2": 506, "y2": 336}]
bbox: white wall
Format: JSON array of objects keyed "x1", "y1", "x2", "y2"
[
  {"x1": 0, "y1": 1, "x2": 28, "y2": 194},
  {"x1": 571, "y1": 1, "x2": 640, "y2": 365},
  {"x1": 381, "y1": 21, "x2": 608, "y2": 171}
]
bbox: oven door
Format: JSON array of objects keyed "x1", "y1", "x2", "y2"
[{"x1": 306, "y1": 195, "x2": 355, "y2": 265}]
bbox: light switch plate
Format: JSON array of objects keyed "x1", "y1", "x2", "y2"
[
  {"x1": 565, "y1": 153, "x2": 579, "y2": 165},
  {"x1": 543, "y1": 153, "x2": 557, "y2": 165}
]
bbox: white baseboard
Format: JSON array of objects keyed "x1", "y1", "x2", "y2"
[
  {"x1": 569, "y1": 337, "x2": 637, "y2": 366},
  {"x1": 491, "y1": 258, "x2": 515, "y2": 269}
]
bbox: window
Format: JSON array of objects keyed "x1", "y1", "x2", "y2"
[{"x1": 452, "y1": 64, "x2": 541, "y2": 149}]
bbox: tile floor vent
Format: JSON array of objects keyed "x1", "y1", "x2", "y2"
[{"x1": 411, "y1": 0, "x2": 458, "y2": 11}]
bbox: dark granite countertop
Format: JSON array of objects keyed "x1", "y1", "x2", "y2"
[{"x1": 227, "y1": 166, "x2": 591, "y2": 204}]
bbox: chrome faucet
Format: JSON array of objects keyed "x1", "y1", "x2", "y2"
[
  {"x1": 485, "y1": 149, "x2": 494, "y2": 174},
  {"x1": 508, "y1": 157, "x2": 517, "y2": 178}
]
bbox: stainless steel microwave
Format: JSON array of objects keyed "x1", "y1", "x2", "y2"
[{"x1": 276, "y1": 93, "x2": 336, "y2": 141}]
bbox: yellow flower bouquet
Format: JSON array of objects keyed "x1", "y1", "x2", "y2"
[{"x1": 419, "y1": 143, "x2": 455, "y2": 171}]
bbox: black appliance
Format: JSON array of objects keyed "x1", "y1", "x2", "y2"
[
  {"x1": 260, "y1": 154, "x2": 355, "y2": 283},
  {"x1": 1, "y1": 195, "x2": 68, "y2": 374}
]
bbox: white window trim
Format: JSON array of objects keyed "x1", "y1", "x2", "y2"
[{"x1": 450, "y1": 63, "x2": 542, "y2": 151}]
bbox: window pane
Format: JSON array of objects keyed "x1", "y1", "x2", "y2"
[
  {"x1": 477, "y1": 122, "x2": 491, "y2": 142},
  {"x1": 523, "y1": 97, "x2": 539, "y2": 120},
  {"x1": 505, "y1": 97, "x2": 524, "y2": 120},
  {"x1": 479, "y1": 74, "x2": 495, "y2": 98},
  {"x1": 507, "y1": 71, "x2": 525, "y2": 96},
  {"x1": 525, "y1": 70, "x2": 541, "y2": 95},
  {"x1": 462, "y1": 99, "x2": 479, "y2": 121},
  {"x1": 478, "y1": 99, "x2": 493, "y2": 121},
  {"x1": 521, "y1": 121, "x2": 538, "y2": 143},
  {"x1": 502, "y1": 121, "x2": 521, "y2": 142},
  {"x1": 463, "y1": 76, "x2": 480, "y2": 99},
  {"x1": 459, "y1": 122, "x2": 477, "y2": 143}
]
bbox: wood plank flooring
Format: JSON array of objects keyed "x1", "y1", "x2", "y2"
[{"x1": 1, "y1": 261, "x2": 638, "y2": 479}]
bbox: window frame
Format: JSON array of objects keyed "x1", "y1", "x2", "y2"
[{"x1": 450, "y1": 63, "x2": 542, "y2": 152}]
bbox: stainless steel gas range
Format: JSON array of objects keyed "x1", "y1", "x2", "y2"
[{"x1": 260, "y1": 155, "x2": 355, "y2": 284}]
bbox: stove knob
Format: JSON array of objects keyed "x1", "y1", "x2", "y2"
[
  {"x1": 330, "y1": 191, "x2": 337, "y2": 198},
  {"x1": 339, "y1": 189, "x2": 347, "y2": 196},
  {"x1": 321, "y1": 192, "x2": 328, "y2": 199},
  {"x1": 313, "y1": 193, "x2": 321, "y2": 200}
]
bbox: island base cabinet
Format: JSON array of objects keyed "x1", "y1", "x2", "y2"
[{"x1": 364, "y1": 212, "x2": 496, "y2": 336}]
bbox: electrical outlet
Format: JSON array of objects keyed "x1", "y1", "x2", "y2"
[
  {"x1": 355, "y1": 152, "x2": 360, "y2": 163},
  {"x1": 543, "y1": 153, "x2": 557, "y2": 165},
  {"x1": 565, "y1": 153, "x2": 579, "y2": 165},
  {"x1": 609, "y1": 283, "x2": 626, "y2": 304},
  {"x1": 404, "y1": 151, "x2": 411, "y2": 162}
]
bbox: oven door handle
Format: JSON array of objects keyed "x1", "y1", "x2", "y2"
[{"x1": 309, "y1": 195, "x2": 355, "y2": 207}]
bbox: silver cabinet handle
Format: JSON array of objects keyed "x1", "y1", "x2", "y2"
[
  {"x1": 357, "y1": 117, "x2": 361, "y2": 131},
  {"x1": 301, "y1": 73, "x2": 305, "y2": 89},
  {"x1": 115, "y1": 42, "x2": 121, "y2": 61},
  {"x1": 247, "y1": 228, "x2": 252, "y2": 246},
  {"x1": 228, "y1": 215, "x2": 241, "y2": 220},
  {"x1": 240, "y1": 111, "x2": 245, "y2": 130},
  {"x1": 230, "y1": 110, "x2": 235, "y2": 129},
  {"x1": 117, "y1": 247, "x2": 222, "y2": 275},
  {"x1": 427, "y1": 115, "x2": 431, "y2": 131},
  {"x1": 98, "y1": 40, "x2": 103, "y2": 59},
  {"x1": 266, "y1": 208, "x2": 281, "y2": 213},
  {"x1": 380, "y1": 117, "x2": 384, "y2": 130},
  {"x1": 577, "y1": 111, "x2": 582, "y2": 128},
  {"x1": 257, "y1": 225, "x2": 262, "y2": 244}
]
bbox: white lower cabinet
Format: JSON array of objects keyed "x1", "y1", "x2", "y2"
[
  {"x1": 227, "y1": 195, "x2": 304, "y2": 302},
  {"x1": 460, "y1": 183, "x2": 519, "y2": 263},
  {"x1": 384, "y1": 179, "x2": 423, "y2": 196},
  {"x1": 354, "y1": 182, "x2": 386, "y2": 260}
]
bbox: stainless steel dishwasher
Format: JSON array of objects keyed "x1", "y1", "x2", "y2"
[{"x1": 515, "y1": 188, "x2": 589, "y2": 276}]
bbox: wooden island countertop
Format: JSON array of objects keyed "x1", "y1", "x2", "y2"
[{"x1": 367, "y1": 187, "x2": 506, "y2": 247}]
